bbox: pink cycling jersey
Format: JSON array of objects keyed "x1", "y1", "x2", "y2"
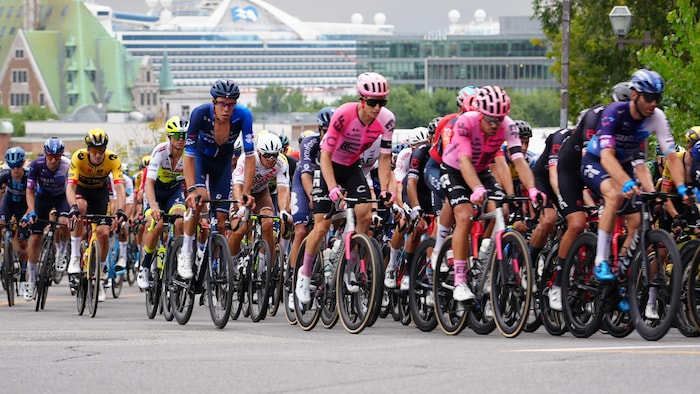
[
  {"x1": 321, "y1": 102, "x2": 395, "y2": 166},
  {"x1": 442, "y1": 112, "x2": 522, "y2": 173}
]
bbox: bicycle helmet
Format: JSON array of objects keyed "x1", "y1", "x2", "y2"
[
  {"x1": 317, "y1": 106, "x2": 336, "y2": 128},
  {"x1": 122, "y1": 163, "x2": 130, "y2": 176},
  {"x1": 630, "y1": 69, "x2": 664, "y2": 93},
  {"x1": 141, "y1": 155, "x2": 151, "y2": 169},
  {"x1": 409, "y1": 127, "x2": 430, "y2": 145},
  {"x1": 461, "y1": 92, "x2": 480, "y2": 113},
  {"x1": 280, "y1": 134, "x2": 290, "y2": 148},
  {"x1": 165, "y1": 116, "x2": 189, "y2": 134},
  {"x1": 210, "y1": 79, "x2": 240, "y2": 99},
  {"x1": 234, "y1": 135, "x2": 243, "y2": 152},
  {"x1": 476, "y1": 86, "x2": 511, "y2": 117},
  {"x1": 4, "y1": 147, "x2": 25, "y2": 168},
  {"x1": 85, "y1": 128, "x2": 108, "y2": 148},
  {"x1": 257, "y1": 132, "x2": 283, "y2": 154},
  {"x1": 514, "y1": 120, "x2": 533, "y2": 139},
  {"x1": 611, "y1": 82, "x2": 632, "y2": 102},
  {"x1": 692, "y1": 140, "x2": 700, "y2": 161},
  {"x1": 44, "y1": 137, "x2": 65, "y2": 155},
  {"x1": 356, "y1": 72, "x2": 389, "y2": 98},
  {"x1": 298, "y1": 130, "x2": 319, "y2": 144},
  {"x1": 456, "y1": 86, "x2": 479, "y2": 107},
  {"x1": 428, "y1": 117, "x2": 442, "y2": 137},
  {"x1": 685, "y1": 126, "x2": 700, "y2": 146}
]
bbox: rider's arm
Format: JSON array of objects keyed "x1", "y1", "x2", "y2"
[
  {"x1": 25, "y1": 186, "x2": 36, "y2": 216},
  {"x1": 513, "y1": 157, "x2": 536, "y2": 191},
  {"x1": 319, "y1": 149, "x2": 338, "y2": 189},
  {"x1": 378, "y1": 152, "x2": 395, "y2": 197},
  {"x1": 277, "y1": 186, "x2": 291, "y2": 213},
  {"x1": 301, "y1": 172, "x2": 313, "y2": 202},
  {"x1": 600, "y1": 148, "x2": 634, "y2": 188},
  {"x1": 492, "y1": 155, "x2": 514, "y2": 195},
  {"x1": 144, "y1": 178, "x2": 159, "y2": 215},
  {"x1": 66, "y1": 182, "x2": 78, "y2": 207},
  {"x1": 113, "y1": 182, "x2": 126, "y2": 213},
  {"x1": 665, "y1": 152, "x2": 687, "y2": 193},
  {"x1": 243, "y1": 155, "x2": 255, "y2": 197},
  {"x1": 458, "y1": 155, "x2": 482, "y2": 191}
]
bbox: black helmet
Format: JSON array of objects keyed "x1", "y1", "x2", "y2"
[{"x1": 210, "y1": 79, "x2": 240, "y2": 99}]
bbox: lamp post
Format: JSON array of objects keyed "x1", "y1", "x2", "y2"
[
  {"x1": 609, "y1": 6, "x2": 655, "y2": 49},
  {"x1": 560, "y1": 0, "x2": 570, "y2": 129}
]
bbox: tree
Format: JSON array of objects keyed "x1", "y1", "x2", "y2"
[{"x1": 7, "y1": 104, "x2": 59, "y2": 136}]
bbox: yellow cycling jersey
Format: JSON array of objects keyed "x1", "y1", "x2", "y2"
[
  {"x1": 68, "y1": 148, "x2": 123, "y2": 189},
  {"x1": 660, "y1": 151, "x2": 687, "y2": 189}
]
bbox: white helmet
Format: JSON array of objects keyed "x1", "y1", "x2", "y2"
[
  {"x1": 409, "y1": 127, "x2": 429, "y2": 145},
  {"x1": 234, "y1": 135, "x2": 243, "y2": 151},
  {"x1": 257, "y1": 132, "x2": 283, "y2": 154}
]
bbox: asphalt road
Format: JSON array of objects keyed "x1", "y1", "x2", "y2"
[{"x1": 1, "y1": 279, "x2": 699, "y2": 394}]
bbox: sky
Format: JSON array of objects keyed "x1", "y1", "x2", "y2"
[{"x1": 92, "y1": 0, "x2": 535, "y2": 34}]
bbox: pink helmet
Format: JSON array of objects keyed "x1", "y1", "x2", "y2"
[
  {"x1": 476, "y1": 86, "x2": 511, "y2": 117},
  {"x1": 461, "y1": 91, "x2": 479, "y2": 113},
  {"x1": 357, "y1": 72, "x2": 389, "y2": 98}
]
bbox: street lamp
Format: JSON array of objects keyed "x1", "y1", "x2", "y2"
[{"x1": 609, "y1": 6, "x2": 654, "y2": 49}]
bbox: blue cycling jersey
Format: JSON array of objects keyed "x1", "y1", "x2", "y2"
[
  {"x1": 27, "y1": 156, "x2": 70, "y2": 196},
  {"x1": 185, "y1": 103, "x2": 255, "y2": 159}
]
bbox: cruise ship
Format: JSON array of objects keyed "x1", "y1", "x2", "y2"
[{"x1": 95, "y1": 0, "x2": 394, "y2": 95}]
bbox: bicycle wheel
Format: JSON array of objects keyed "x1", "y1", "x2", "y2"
[
  {"x1": 282, "y1": 256, "x2": 297, "y2": 325},
  {"x1": 112, "y1": 263, "x2": 124, "y2": 299},
  {"x1": 293, "y1": 237, "x2": 323, "y2": 330},
  {"x1": 320, "y1": 237, "x2": 339, "y2": 329},
  {"x1": 523, "y1": 250, "x2": 543, "y2": 333},
  {"x1": 489, "y1": 231, "x2": 531, "y2": 338},
  {"x1": 206, "y1": 234, "x2": 234, "y2": 329},
  {"x1": 432, "y1": 236, "x2": 469, "y2": 335},
  {"x1": 145, "y1": 260, "x2": 162, "y2": 320},
  {"x1": 676, "y1": 240, "x2": 700, "y2": 337},
  {"x1": 409, "y1": 237, "x2": 437, "y2": 332},
  {"x1": 248, "y1": 239, "x2": 272, "y2": 322},
  {"x1": 53, "y1": 243, "x2": 67, "y2": 285},
  {"x1": 336, "y1": 233, "x2": 381, "y2": 334},
  {"x1": 3, "y1": 238, "x2": 15, "y2": 307},
  {"x1": 229, "y1": 254, "x2": 245, "y2": 321},
  {"x1": 86, "y1": 239, "x2": 101, "y2": 318},
  {"x1": 686, "y1": 241, "x2": 700, "y2": 333},
  {"x1": 161, "y1": 237, "x2": 181, "y2": 322},
  {"x1": 35, "y1": 236, "x2": 54, "y2": 311},
  {"x1": 539, "y1": 243, "x2": 567, "y2": 336},
  {"x1": 127, "y1": 236, "x2": 139, "y2": 286},
  {"x1": 171, "y1": 238, "x2": 194, "y2": 325},
  {"x1": 561, "y1": 232, "x2": 603, "y2": 338},
  {"x1": 268, "y1": 243, "x2": 284, "y2": 317},
  {"x1": 627, "y1": 229, "x2": 682, "y2": 341}
]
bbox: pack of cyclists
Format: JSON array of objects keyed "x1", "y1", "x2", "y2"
[{"x1": 2, "y1": 69, "x2": 699, "y2": 340}]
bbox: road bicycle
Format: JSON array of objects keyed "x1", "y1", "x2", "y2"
[
  {"x1": 73, "y1": 214, "x2": 113, "y2": 318},
  {"x1": 1, "y1": 222, "x2": 21, "y2": 307},
  {"x1": 147, "y1": 212, "x2": 183, "y2": 320},
  {"x1": 104, "y1": 227, "x2": 126, "y2": 299},
  {"x1": 170, "y1": 198, "x2": 235, "y2": 329},
  {"x1": 294, "y1": 196, "x2": 384, "y2": 334},
  {"x1": 33, "y1": 214, "x2": 69, "y2": 311},
  {"x1": 126, "y1": 218, "x2": 146, "y2": 286}
]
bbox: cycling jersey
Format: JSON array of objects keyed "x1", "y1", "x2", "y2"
[
  {"x1": 394, "y1": 146, "x2": 413, "y2": 183},
  {"x1": 67, "y1": 149, "x2": 124, "y2": 189},
  {"x1": 233, "y1": 152, "x2": 289, "y2": 194},
  {"x1": 442, "y1": 112, "x2": 522, "y2": 173},
  {"x1": 586, "y1": 101, "x2": 675, "y2": 164},
  {"x1": 359, "y1": 138, "x2": 381, "y2": 176},
  {"x1": 185, "y1": 103, "x2": 255, "y2": 159},
  {"x1": 0, "y1": 168, "x2": 27, "y2": 204},
  {"x1": 147, "y1": 141, "x2": 185, "y2": 190},
  {"x1": 321, "y1": 102, "x2": 394, "y2": 165},
  {"x1": 429, "y1": 113, "x2": 459, "y2": 164},
  {"x1": 27, "y1": 156, "x2": 70, "y2": 196}
]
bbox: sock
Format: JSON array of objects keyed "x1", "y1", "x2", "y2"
[
  {"x1": 301, "y1": 252, "x2": 315, "y2": 277},
  {"x1": 553, "y1": 257, "x2": 565, "y2": 287},
  {"x1": 405, "y1": 253, "x2": 414, "y2": 268},
  {"x1": 388, "y1": 247, "x2": 400, "y2": 270},
  {"x1": 71, "y1": 236, "x2": 82, "y2": 257},
  {"x1": 434, "y1": 224, "x2": 451, "y2": 255},
  {"x1": 280, "y1": 238, "x2": 290, "y2": 255},
  {"x1": 595, "y1": 229, "x2": 611, "y2": 265},
  {"x1": 183, "y1": 233, "x2": 194, "y2": 254},
  {"x1": 119, "y1": 241, "x2": 127, "y2": 259},
  {"x1": 28, "y1": 262, "x2": 37, "y2": 282},
  {"x1": 454, "y1": 259, "x2": 467, "y2": 285},
  {"x1": 648, "y1": 287, "x2": 658, "y2": 305},
  {"x1": 141, "y1": 252, "x2": 154, "y2": 269}
]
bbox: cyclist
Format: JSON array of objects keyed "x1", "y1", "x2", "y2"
[
  {"x1": 384, "y1": 126, "x2": 433, "y2": 290},
  {"x1": 22, "y1": 138, "x2": 71, "y2": 300},
  {"x1": 295, "y1": 72, "x2": 396, "y2": 305},
  {"x1": 581, "y1": 69, "x2": 686, "y2": 288},
  {"x1": 133, "y1": 155, "x2": 152, "y2": 249},
  {"x1": 229, "y1": 132, "x2": 291, "y2": 271},
  {"x1": 660, "y1": 127, "x2": 700, "y2": 232},
  {"x1": 441, "y1": 86, "x2": 544, "y2": 302},
  {"x1": 280, "y1": 134, "x2": 298, "y2": 177},
  {"x1": 178, "y1": 79, "x2": 256, "y2": 279},
  {"x1": 0, "y1": 147, "x2": 30, "y2": 299},
  {"x1": 136, "y1": 116, "x2": 187, "y2": 289},
  {"x1": 547, "y1": 81, "x2": 634, "y2": 310},
  {"x1": 66, "y1": 128, "x2": 127, "y2": 302},
  {"x1": 289, "y1": 108, "x2": 334, "y2": 276}
]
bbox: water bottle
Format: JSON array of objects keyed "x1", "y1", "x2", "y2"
[
  {"x1": 157, "y1": 244, "x2": 166, "y2": 269},
  {"x1": 322, "y1": 248, "x2": 333, "y2": 279},
  {"x1": 478, "y1": 238, "x2": 491, "y2": 262}
]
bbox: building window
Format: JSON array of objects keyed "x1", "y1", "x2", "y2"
[
  {"x1": 39, "y1": 93, "x2": 44, "y2": 106},
  {"x1": 140, "y1": 92, "x2": 144, "y2": 106},
  {"x1": 10, "y1": 93, "x2": 30, "y2": 106},
  {"x1": 12, "y1": 70, "x2": 27, "y2": 83},
  {"x1": 146, "y1": 71, "x2": 150, "y2": 82},
  {"x1": 14, "y1": 49, "x2": 23, "y2": 58},
  {"x1": 182, "y1": 105, "x2": 190, "y2": 119}
]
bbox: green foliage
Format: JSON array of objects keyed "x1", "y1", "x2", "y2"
[
  {"x1": 253, "y1": 85, "x2": 326, "y2": 113},
  {"x1": 0, "y1": 104, "x2": 59, "y2": 136},
  {"x1": 508, "y1": 89, "x2": 561, "y2": 127}
]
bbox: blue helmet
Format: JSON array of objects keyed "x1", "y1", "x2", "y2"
[
  {"x1": 5, "y1": 146, "x2": 26, "y2": 168},
  {"x1": 210, "y1": 79, "x2": 240, "y2": 99},
  {"x1": 317, "y1": 106, "x2": 336, "y2": 128},
  {"x1": 44, "y1": 137, "x2": 65, "y2": 155},
  {"x1": 692, "y1": 141, "x2": 700, "y2": 161},
  {"x1": 630, "y1": 69, "x2": 664, "y2": 94}
]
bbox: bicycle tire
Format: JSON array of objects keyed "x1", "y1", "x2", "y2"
[
  {"x1": 686, "y1": 240, "x2": 700, "y2": 333},
  {"x1": 561, "y1": 231, "x2": 603, "y2": 338},
  {"x1": 489, "y1": 231, "x2": 532, "y2": 338},
  {"x1": 248, "y1": 239, "x2": 272, "y2": 323},
  {"x1": 76, "y1": 276, "x2": 87, "y2": 315},
  {"x1": 53, "y1": 242, "x2": 67, "y2": 285},
  {"x1": 267, "y1": 243, "x2": 284, "y2": 317},
  {"x1": 320, "y1": 237, "x2": 340, "y2": 329},
  {"x1": 4, "y1": 238, "x2": 15, "y2": 307},
  {"x1": 676, "y1": 240, "x2": 700, "y2": 337},
  {"x1": 627, "y1": 229, "x2": 682, "y2": 341},
  {"x1": 539, "y1": 242, "x2": 567, "y2": 336},
  {"x1": 229, "y1": 253, "x2": 245, "y2": 321},
  {"x1": 293, "y1": 237, "x2": 323, "y2": 331},
  {"x1": 365, "y1": 236, "x2": 385, "y2": 328},
  {"x1": 432, "y1": 236, "x2": 470, "y2": 335},
  {"x1": 87, "y1": 239, "x2": 101, "y2": 318},
  {"x1": 523, "y1": 249, "x2": 543, "y2": 333},
  {"x1": 145, "y1": 257, "x2": 161, "y2": 320},
  {"x1": 408, "y1": 237, "x2": 437, "y2": 332},
  {"x1": 127, "y1": 236, "x2": 139, "y2": 286},
  {"x1": 172, "y1": 238, "x2": 195, "y2": 325},
  {"x1": 336, "y1": 233, "x2": 381, "y2": 334},
  {"x1": 282, "y1": 257, "x2": 297, "y2": 325},
  {"x1": 35, "y1": 236, "x2": 54, "y2": 311},
  {"x1": 161, "y1": 236, "x2": 181, "y2": 322},
  {"x1": 206, "y1": 234, "x2": 234, "y2": 329}
]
